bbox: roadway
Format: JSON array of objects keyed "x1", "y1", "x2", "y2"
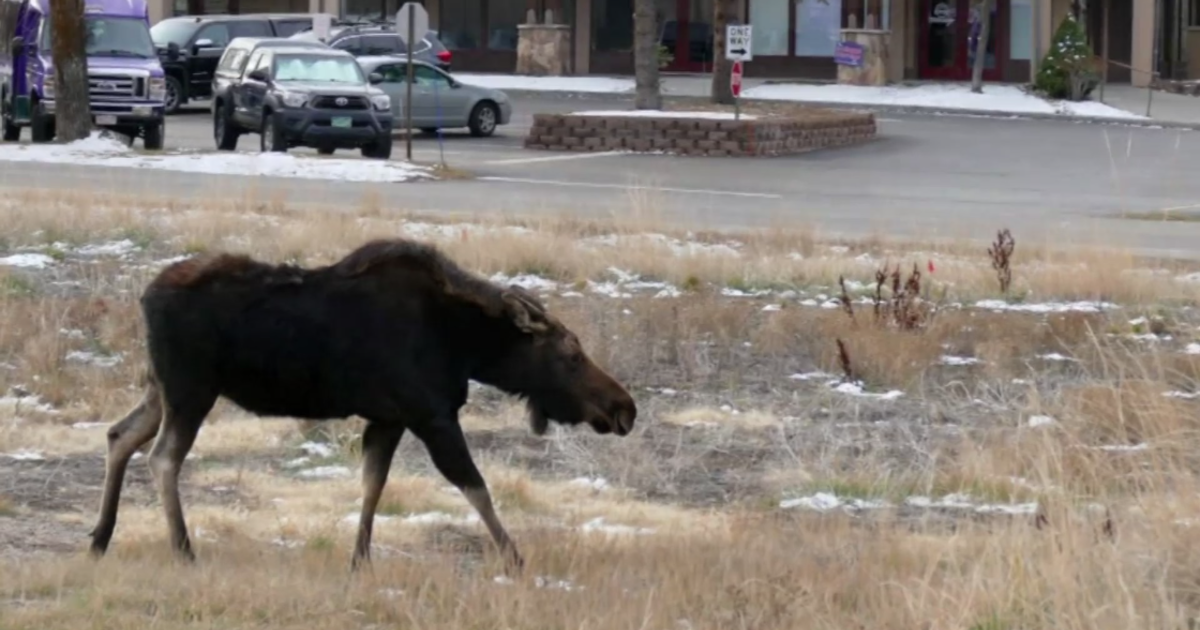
[{"x1": 2, "y1": 92, "x2": 1199, "y2": 260}]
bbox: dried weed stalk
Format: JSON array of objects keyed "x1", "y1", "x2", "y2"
[{"x1": 988, "y1": 228, "x2": 1016, "y2": 294}]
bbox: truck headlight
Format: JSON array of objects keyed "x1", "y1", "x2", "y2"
[
  {"x1": 371, "y1": 94, "x2": 390, "y2": 112},
  {"x1": 149, "y1": 77, "x2": 166, "y2": 101},
  {"x1": 280, "y1": 92, "x2": 307, "y2": 108},
  {"x1": 42, "y1": 70, "x2": 55, "y2": 99}
]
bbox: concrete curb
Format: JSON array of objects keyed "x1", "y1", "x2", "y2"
[{"x1": 492, "y1": 88, "x2": 1200, "y2": 131}]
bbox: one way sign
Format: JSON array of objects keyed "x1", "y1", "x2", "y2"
[{"x1": 725, "y1": 24, "x2": 753, "y2": 62}]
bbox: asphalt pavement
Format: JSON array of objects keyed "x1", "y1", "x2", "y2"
[{"x1": 2, "y1": 92, "x2": 1199, "y2": 261}]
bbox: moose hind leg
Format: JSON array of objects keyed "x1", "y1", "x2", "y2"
[
  {"x1": 147, "y1": 397, "x2": 214, "y2": 562},
  {"x1": 414, "y1": 422, "x2": 523, "y2": 571},
  {"x1": 90, "y1": 383, "x2": 164, "y2": 557},
  {"x1": 351, "y1": 421, "x2": 405, "y2": 572}
]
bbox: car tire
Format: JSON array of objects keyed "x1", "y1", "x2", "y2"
[
  {"x1": 213, "y1": 103, "x2": 239, "y2": 151},
  {"x1": 1, "y1": 91, "x2": 19, "y2": 142},
  {"x1": 143, "y1": 122, "x2": 165, "y2": 151},
  {"x1": 419, "y1": 127, "x2": 439, "y2": 135},
  {"x1": 361, "y1": 135, "x2": 392, "y2": 160},
  {"x1": 260, "y1": 112, "x2": 286, "y2": 153},
  {"x1": 164, "y1": 76, "x2": 183, "y2": 115},
  {"x1": 467, "y1": 101, "x2": 498, "y2": 138},
  {"x1": 29, "y1": 98, "x2": 53, "y2": 143},
  {"x1": 317, "y1": 147, "x2": 335, "y2": 155}
]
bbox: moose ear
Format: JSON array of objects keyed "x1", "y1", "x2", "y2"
[{"x1": 502, "y1": 289, "x2": 549, "y2": 334}]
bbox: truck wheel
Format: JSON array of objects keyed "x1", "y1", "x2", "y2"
[
  {"x1": 30, "y1": 99, "x2": 53, "y2": 143},
  {"x1": 143, "y1": 122, "x2": 164, "y2": 151},
  {"x1": 467, "y1": 101, "x2": 498, "y2": 137},
  {"x1": 213, "y1": 103, "x2": 238, "y2": 151},
  {"x1": 164, "y1": 76, "x2": 183, "y2": 115},
  {"x1": 259, "y1": 112, "x2": 286, "y2": 153},
  {"x1": 361, "y1": 135, "x2": 392, "y2": 160},
  {"x1": 1, "y1": 91, "x2": 19, "y2": 141}
]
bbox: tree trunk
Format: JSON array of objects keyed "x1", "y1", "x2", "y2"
[
  {"x1": 710, "y1": 0, "x2": 737, "y2": 104},
  {"x1": 50, "y1": 0, "x2": 91, "y2": 141},
  {"x1": 969, "y1": 0, "x2": 993, "y2": 93},
  {"x1": 633, "y1": 0, "x2": 662, "y2": 109}
]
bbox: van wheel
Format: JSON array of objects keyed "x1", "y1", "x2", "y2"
[
  {"x1": 30, "y1": 99, "x2": 54, "y2": 143},
  {"x1": 467, "y1": 101, "x2": 497, "y2": 137},
  {"x1": 1, "y1": 91, "x2": 19, "y2": 141},
  {"x1": 143, "y1": 122, "x2": 164, "y2": 150}
]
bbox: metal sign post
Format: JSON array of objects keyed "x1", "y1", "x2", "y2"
[
  {"x1": 395, "y1": 1, "x2": 428, "y2": 161},
  {"x1": 725, "y1": 25, "x2": 751, "y2": 121}
]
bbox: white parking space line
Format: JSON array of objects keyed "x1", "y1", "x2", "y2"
[
  {"x1": 476, "y1": 176, "x2": 783, "y2": 199},
  {"x1": 483, "y1": 151, "x2": 626, "y2": 166}
]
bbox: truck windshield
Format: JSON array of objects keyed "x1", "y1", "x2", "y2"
[
  {"x1": 149, "y1": 19, "x2": 200, "y2": 47},
  {"x1": 273, "y1": 54, "x2": 365, "y2": 83},
  {"x1": 41, "y1": 15, "x2": 158, "y2": 58}
]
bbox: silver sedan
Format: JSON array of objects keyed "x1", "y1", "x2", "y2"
[{"x1": 356, "y1": 56, "x2": 513, "y2": 137}]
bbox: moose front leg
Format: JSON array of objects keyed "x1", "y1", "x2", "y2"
[
  {"x1": 90, "y1": 382, "x2": 164, "y2": 557},
  {"x1": 413, "y1": 420, "x2": 524, "y2": 572},
  {"x1": 351, "y1": 421, "x2": 405, "y2": 572}
]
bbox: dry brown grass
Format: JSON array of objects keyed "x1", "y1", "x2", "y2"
[{"x1": 2, "y1": 188, "x2": 1200, "y2": 628}]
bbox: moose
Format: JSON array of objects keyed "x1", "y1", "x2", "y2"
[{"x1": 87, "y1": 237, "x2": 638, "y2": 571}]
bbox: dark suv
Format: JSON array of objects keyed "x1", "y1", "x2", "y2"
[
  {"x1": 287, "y1": 23, "x2": 452, "y2": 72},
  {"x1": 150, "y1": 13, "x2": 324, "y2": 113},
  {"x1": 211, "y1": 46, "x2": 393, "y2": 159}
]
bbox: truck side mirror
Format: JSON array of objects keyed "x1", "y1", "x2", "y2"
[
  {"x1": 192, "y1": 38, "x2": 214, "y2": 55},
  {"x1": 368, "y1": 72, "x2": 382, "y2": 84},
  {"x1": 247, "y1": 68, "x2": 269, "y2": 82},
  {"x1": 167, "y1": 41, "x2": 180, "y2": 60},
  {"x1": 11, "y1": 36, "x2": 24, "y2": 55}
]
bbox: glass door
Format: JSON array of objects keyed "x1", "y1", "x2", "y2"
[
  {"x1": 660, "y1": 0, "x2": 713, "y2": 72},
  {"x1": 919, "y1": 0, "x2": 1006, "y2": 80}
]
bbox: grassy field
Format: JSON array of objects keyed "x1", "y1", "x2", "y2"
[{"x1": 2, "y1": 189, "x2": 1200, "y2": 629}]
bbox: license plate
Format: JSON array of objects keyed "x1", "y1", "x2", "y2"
[
  {"x1": 331, "y1": 117, "x2": 351, "y2": 128},
  {"x1": 95, "y1": 115, "x2": 117, "y2": 125}
]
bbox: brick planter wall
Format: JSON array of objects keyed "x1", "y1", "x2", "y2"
[{"x1": 523, "y1": 110, "x2": 877, "y2": 157}]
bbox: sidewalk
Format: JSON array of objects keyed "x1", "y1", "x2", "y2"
[{"x1": 452, "y1": 72, "x2": 1200, "y2": 128}]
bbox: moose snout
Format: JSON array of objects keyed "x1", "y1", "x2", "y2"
[{"x1": 609, "y1": 396, "x2": 637, "y2": 437}]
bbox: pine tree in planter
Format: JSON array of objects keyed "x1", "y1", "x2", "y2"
[{"x1": 1034, "y1": 14, "x2": 1099, "y2": 101}]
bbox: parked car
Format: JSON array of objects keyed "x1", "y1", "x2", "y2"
[
  {"x1": 0, "y1": 0, "x2": 167, "y2": 147},
  {"x1": 150, "y1": 13, "x2": 331, "y2": 113},
  {"x1": 356, "y1": 56, "x2": 509, "y2": 137},
  {"x1": 287, "y1": 23, "x2": 452, "y2": 72},
  {"x1": 211, "y1": 46, "x2": 393, "y2": 158}
]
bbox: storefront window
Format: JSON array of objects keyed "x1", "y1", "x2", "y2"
[
  {"x1": 794, "y1": 0, "x2": 842, "y2": 56},
  {"x1": 487, "y1": 0, "x2": 525, "y2": 50},
  {"x1": 1010, "y1": 0, "x2": 1033, "y2": 59},
  {"x1": 439, "y1": 0, "x2": 484, "y2": 49},
  {"x1": 592, "y1": 0, "x2": 633, "y2": 51},
  {"x1": 749, "y1": 0, "x2": 789, "y2": 55}
]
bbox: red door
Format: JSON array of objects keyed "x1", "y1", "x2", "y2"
[
  {"x1": 918, "y1": 0, "x2": 1008, "y2": 81},
  {"x1": 662, "y1": 0, "x2": 715, "y2": 72}
]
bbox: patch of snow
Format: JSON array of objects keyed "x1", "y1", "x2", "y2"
[
  {"x1": 4, "y1": 449, "x2": 46, "y2": 461},
  {"x1": 779, "y1": 492, "x2": 891, "y2": 512},
  {"x1": 298, "y1": 441, "x2": 335, "y2": 458},
  {"x1": 493, "y1": 576, "x2": 515, "y2": 585},
  {"x1": 378, "y1": 588, "x2": 405, "y2": 599},
  {"x1": 535, "y1": 576, "x2": 584, "y2": 591},
  {"x1": 578, "y1": 517, "x2": 654, "y2": 536},
  {"x1": 568, "y1": 477, "x2": 610, "y2": 492},
  {"x1": 1177, "y1": 272, "x2": 1200, "y2": 284},
  {"x1": 762, "y1": 304, "x2": 782, "y2": 312},
  {"x1": 72, "y1": 422, "x2": 109, "y2": 430},
  {"x1": 296, "y1": 465, "x2": 353, "y2": 479},
  {"x1": 76, "y1": 240, "x2": 139, "y2": 257},
  {"x1": 831, "y1": 381, "x2": 904, "y2": 400},
  {"x1": 904, "y1": 493, "x2": 1037, "y2": 515},
  {"x1": 974, "y1": 299, "x2": 1116, "y2": 313},
  {"x1": 490, "y1": 272, "x2": 559, "y2": 293},
  {"x1": 940, "y1": 355, "x2": 982, "y2": 366},
  {"x1": 1186, "y1": 343, "x2": 1200, "y2": 355},
  {"x1": 1094, "y1": 443, "x2": 1150, "y2": 452},
  {"x1": 282, "y1": 457, "x2": 311, "y2": 469},
  {"x1": 340, "y1": 513, "x2": 395, "y2": 527},
  {"x1": 1164, "y1": 391, "x2": 1200, "y2": 400},
  {"x1": 572, "y1": 109, "x2": 758, "y2": 120},
  {"x1": 0, "y1": 131, "x2": 434, "y2": 183},
  {"x1": 1058, "y1": 100, "x2": 1149, "y2": 120},
  {"x1": 0, "y1": 253, "x2": 54, "y2": 269},
  {"x1": 65, "y1": 351, "x2": 123, "y2": 368},
  {"x1": 59, "y1": 328, "x2": 86, "y2": 340},
  {"x1": 1028, "y1": 415, "x2": 1058, "y2": 428},
  {"x1": 1037, "y1": 353, "x2": 1079, "y2": 363},
  {"x1": 0, "y1": 394, "x2": 55, "y2": 415},
  {"x1": 789, "y1": 371, "x2": 835, "y2": 381},
  {"x1": 400, "y1": 511, "x2": 481, "y2": 526},
  {"x1": 455, "y1": 74, "x2": 633, "y2": 93}
]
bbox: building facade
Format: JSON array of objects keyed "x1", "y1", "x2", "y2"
[{"x1": 146, "y1": 0, "x2": 1158, "y2": 86}]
